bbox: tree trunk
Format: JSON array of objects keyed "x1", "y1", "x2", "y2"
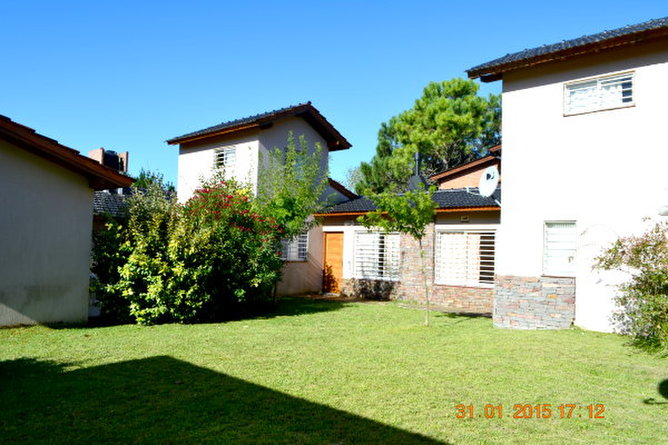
[{"x1": 418, "y1": 238, "x2": 430, "y2": 326}]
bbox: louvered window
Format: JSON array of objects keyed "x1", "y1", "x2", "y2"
[
  {"x1": 435, "y1": 231, "x2": 495, "y2": 287},
  {"x1": 565, "y1": 73, "x2": 633, "y2": 115},
  {"x1": 353, "y1": 232, "x2": 400, "y2": 281},
  {"x1": 214, "y1": 147, "x2": 236, "y2": 171},
  {"x1": 543, "y1": 222, "x2": 577, "y2": 277},
  {"x1": 281, "y1": 233, "x2": 308, "y2": 261}
]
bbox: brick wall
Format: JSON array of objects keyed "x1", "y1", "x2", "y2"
[
  {"x1": 494, "y1": 275, "x2": 575, "y2": 329},
  {"x1": 436, "y1": 158, "x2": 501, "y2": 190},
  {"x1": 339, "y1": 223, "x2": 493, "y2": 314}
]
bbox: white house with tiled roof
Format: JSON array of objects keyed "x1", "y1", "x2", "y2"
[
  {"x1": 167, "y1": 102, "x2": 351, "y2": 202},
  {"x1": 468, "y1": 17, "x2": 668, "y2": 332},
  {"x1": 167, "y1": 103, "x2": 354, "y2": 296}
]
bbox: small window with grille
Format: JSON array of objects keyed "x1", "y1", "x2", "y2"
[
  {"x1": 434, "y1": 230, "x2": 495, "y2": 287},
  {"x1": 564, "y1": 72, "x2": 634, "y2": 115},
  {"x1": 281, "y1": 233, "x2": 308, "y2": 261},
  {"x1": 214, "y1": 146, "x2": 236, "y2": 172},
  {"x1": 353, "y1": 231, "x2": 400, "y2": 281}
]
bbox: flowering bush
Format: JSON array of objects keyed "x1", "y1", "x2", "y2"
[
  {"x1": 596, "y1": 221, "x2": 668, "y2": 354},
  {"x1": 94, "y1": 177, "x2": 285, "y2": 325},
  {"x1": 93, "y1": 132, "x2": 328, "y2": 325},
  {"x1": 163, "y1": 178, "x2": 284, "y2": 323}
]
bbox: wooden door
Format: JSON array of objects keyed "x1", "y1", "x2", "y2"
[{"x1": 323, "y1": 232, "x2": 344, "y2": 294}]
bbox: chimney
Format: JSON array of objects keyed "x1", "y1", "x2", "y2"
[
  {"x1": 88, "y1": 147, "x2": 104, "y2": 165},
  {"x1": 406, "y1": 151, "x2": 428, "y2": 191},
  {"x1": 88, "y1": 147, "x2": 129, "y2": 173},
  {"x1": 118, "y1": 151, "x2": 129, "y2": 174}
]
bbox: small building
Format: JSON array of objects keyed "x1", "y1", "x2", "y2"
[
  {"x1": 0, "y1": 116, "x2": 132, "y2": 326},
  {"x1": 167, "y1": 102, "x2": 353, "y2": 296},
  {"x1": 316, "y1": 150, "x2": 501, "y2": 313},
  {"x1": 89, "y1": 147, "x2": 133, "y2": 230},
  {"x1": 467, "y1": 16, "x2": 668, "y2": 331}
]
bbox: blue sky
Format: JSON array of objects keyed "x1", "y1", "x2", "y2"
[{"x1": 2, "y1": 1, "x2": 666, "y2": 186}]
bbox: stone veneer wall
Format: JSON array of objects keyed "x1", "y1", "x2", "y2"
[
  {"x1": 494, "y1": 275, "x2": 575, "y2": 329},
  {"x1": 339, "y1": 223, "x2": 493, "y2": 314}
]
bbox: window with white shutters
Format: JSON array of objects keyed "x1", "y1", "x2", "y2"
[
  {"x1": 434, "y1": 231, "x2": 495, "y2": 287},
  {"x1": 353, "y1": 232, "x2": 400, "y2": 281},
  {"x1": 564, "y1": 72, "x2": 633, "y2": 115},
  {"x1": 281, "y1": 233, "x2": 308, "y2": 261},
  {"x1": 543, "y1": 222, "x2": 577, "y2": 277},
  {"x1": 214, "y1": 146, "x2": 236, "y2": 172}
]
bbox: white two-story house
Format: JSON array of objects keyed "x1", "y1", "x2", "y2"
[
  {"x1": 467, "y1": 17, "x2": 668, "y2": 332},
  {"x1": 166, "y1": 102, "x2": 355, "y2": 295}
]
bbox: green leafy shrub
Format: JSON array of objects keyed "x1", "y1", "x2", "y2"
[
  {"x1": 113, "y1": 180, "x2": 181, "y2": 324},
  {"x1": 92, "y1": 132, "x2": 327, "y2": 325},
  {"x1": 163, "y1": 178, "x2": 284, "y2": 323},
  {"x1": 107, "y1": 178, "x2": 284, "y2": 325},
  {"x1": 91, "y1": 217, "x2": 132, "y2": 323},
  {"x1": 595, "y1": 221, "x2": 668, "y2": 354}
]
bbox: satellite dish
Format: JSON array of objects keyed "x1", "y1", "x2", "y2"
[{"x1": 478, "y1": 165, "x2": 500, "y2": 198}]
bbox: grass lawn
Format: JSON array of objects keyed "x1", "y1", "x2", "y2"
[{"x1": 1, "y1": 297, "x2": 666, "y2": 444}]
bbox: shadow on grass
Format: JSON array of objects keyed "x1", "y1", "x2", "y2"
[
  {"x1": 643, "y1": 378, "x2": 668, "y2": 405},
  {"x1": 432, "y1": 311, "x2": 492, "y2": 326},
  {"x1": 48, "y1": 297, "x2": 350, "y2": 330},
  {"x1": 262, "y1": 296, "x2": 351, "y2": 319},
  {"x1": 435, "y1": 312, "x2": 492, "y2": 319},
  {"x1": 0, "y1": 356, "x2": 444, "y2": 444}
]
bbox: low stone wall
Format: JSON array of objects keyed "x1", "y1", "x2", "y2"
[
  {"x1": 340, "y1": 278, "x2": 492, "y2": 313},
  {"x1": 430, "y1": 285, "x2": 493, "y2": 313},
  {"x1": 340, "y1": 278, "x2": 398, "y2": 300},
  {"x1": 494, "y1": 275, "x2": 575, "y2": 329}
]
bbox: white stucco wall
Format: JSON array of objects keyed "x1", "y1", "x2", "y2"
[
  {"x1": 0, "y1": 139, "x2": 94, "y2": 326},
  {"x1": 177, "y1": 116, "x2": 334, "y2": 204},
  {"x1": 177, "y1": 131, "x2": 260, "y2": 202},
  {"x1": 497, "y1": 40, "x2": 668, "y2": 332},
  {"x1": 276, "y1": 224, "x2": 324, "y2": 296}
]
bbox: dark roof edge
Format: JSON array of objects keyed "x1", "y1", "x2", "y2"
[
  {"x1": 166, "y1": 102, "x2": 351, "y2": 151},
  {"x1": 0, "y1": 115, "x2": 133, "y2": 190},
  {"x1": 328, "y1": 177, "x2": 358, "y2": 199},
  {"x1": 468, "y1": 17, "x2": 668, "y2": 81},
  {"x1": 316, "y1": 187, "x2": 501, "y2": 216},
  {"x1": 429, "y1": 145, "x2": 501, "y2": 181}
]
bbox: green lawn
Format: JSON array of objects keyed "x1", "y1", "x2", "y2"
[{"x1": 1, "y1": 298, "x2": 666, "y2": 444}]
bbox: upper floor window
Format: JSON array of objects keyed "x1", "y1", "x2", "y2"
[
  {"x1": 214, "y1": 146, "x2": 236, "y2": 172},
  {"x1": 564, "y1": 72, "x2": 634, "y2": 115},
  {"x1": 281, "y1": 233, "x2": 308, "y2": 261}
]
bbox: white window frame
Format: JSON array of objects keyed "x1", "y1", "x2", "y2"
[
  {"x1": 543, "y1": 221, "x2": 577, "y2": 277},
  {"x1": 353, "y1": 231, "x2": 400, "y2": 281},
  {"x1": 434, "y1": 228, "x2": 496, "y2": 288},
  {"x1": 281, "y1": 232, "x2": 308, "y2": 262},
  {"x1": 564, "y1": 71, "x2": 634, "y2": 116},
  {"x1": 214, "y1": 146, "x2": 237, "y2": 172}
]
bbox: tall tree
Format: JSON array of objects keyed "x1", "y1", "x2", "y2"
[{"x1": 356, "y1": 78, "x2": 500, "y2": 194}]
